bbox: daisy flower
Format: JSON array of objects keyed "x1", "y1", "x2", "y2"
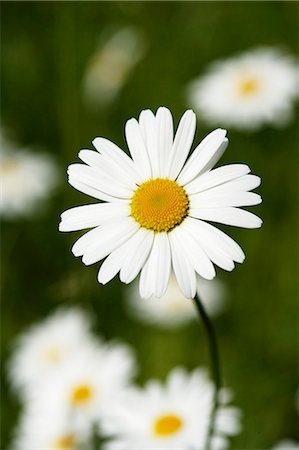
[
  {"x1": 26, "y1": 339, "x2": 136, "y2": 428},
  {"x1": 12, "y1": 406, "x2": 91, "y2": 450},
  {"x1": 187, "y1": 48, "x2": 298, "y2": 130},
  {"x1": 126, "y1": 273, "x2": 226, "y2": 329},
  {"x1": 100, "y1": 367, "x2": 241, "y2": 450},
  {"x1": 1, "y1": 132, "x2": 58, "y2": 218},
  {"x1": 59, "y1": 107, "x2": 262, "y2": 299},
  {"x1": 8, "y1": 308, "x2": 93, "y2": 396},
  {"x1": 83, "y1": 27, "x2": 145, "y2": 107}
]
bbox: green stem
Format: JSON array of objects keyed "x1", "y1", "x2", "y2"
[{"x1": 193, "y1": 293, "x2": 221, "y2": 450}]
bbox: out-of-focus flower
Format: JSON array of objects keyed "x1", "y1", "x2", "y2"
[
  {"x1": 187, "y1": 48, "x2": 298, "y2": 130},
  {"x1": 12, "y1": 406, "x2": 91, "y2": 450},
  {"x1": 271, "y1": 440, "x2": 299, "y2": 450},
  {"x1": 0, "y1": 132, "x2": 58, "y2": 218},
  {"x1": 59, "y1": 107, "x2": 262, "y2": 299},
  {"x1": 100, "y1": 367, "x2": 241, "y2": 450},
  {"x1": 83, "y1": 27, "x2": 145, "y2": 107},
  {"x1": 8, "y1": 308, "x2": 93, "y2": 395},
  {"x1": 126, "y1": 273, "x2": 227, "y2": 328}
]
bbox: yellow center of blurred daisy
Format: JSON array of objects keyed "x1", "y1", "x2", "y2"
[
  {"x1": 153, "y1": 413, "x2": 183, "y2": 436},
  {"x1": 55, "y1": 434, "x2": 76, "y2": 449},
  {"x1": 237, "y1": 76, "x2": 260, "y2": 96},
  {"x1": 131, "y1": 178, "x2": 189, "y2": 232},
  {"x1": 71, "y1": 384, "x2": 93, "y2": 405}
]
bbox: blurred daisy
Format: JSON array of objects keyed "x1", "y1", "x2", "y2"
[
  {"x1": 0, "y1": 133, "x2": 58, "y2": 218},
  {"x1": 8, "y1": 308, "x2": 93, "y2": 395},
  {"x1": 100, "y1": 367, "x2": 241, "y2": 450},
  {"x1": 126, "y1": 273, "x2": 227, "y2": 328},
  {"x1": 59, "y1": 107, "x2": 262, "y2": 299},
  {"x1": 83, "y1": 27, "x2": 145, "y2": 107},
  {"x1": 187, "y1": 48, "x2": 298, "y2": 130},
  {"x1": 28, "y1": 340, "x2": 136, "y2": 427},
  {"x1": 272, "y1": 440, "x2": 299, "y2": 450},
  {"x1": 12, "y1": 406, "x2": 91, "y2": 450}
]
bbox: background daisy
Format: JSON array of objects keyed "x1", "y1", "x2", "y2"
[
  {"x1": 187, "y1": 48, "x2": 298, "y2": 130},
  {"x1": 100, "y1": 367, "x2": 241, "y2": 450},
  {"x1": 126, "y1": 273, "x2": 227, "y2": 329}
]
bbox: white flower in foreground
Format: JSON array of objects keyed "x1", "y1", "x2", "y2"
[
  {"x1": 187, "y1": 48, "x2": 298, "y2": 130},
  {"x1": 0, "y1": 133, "x2": 58, "y2": 218},
  {"x1": 272, "y1": 440, "x2": 299, "y2": 450},
  {"x1": 59, "y1": 107, "x2": 262, "y2": 299},
  {"x1": 83, "y1": 27, "x2": 145, "y2": 107},
  {"x1": 100, "y1": 367, "x2": 241, "y2": 450},
  {"x1": 26, "y1": 340, "x2": 136, "y2": 427},
  {"x1": 126, "y1": 273, "x2": 227, "y2": 328},
  {"x1": 12, "y1": 406, "x2": 91, "y2": 450},
  {"x1": 8, "y1": 308, "x2": 93, "y2": 395}
]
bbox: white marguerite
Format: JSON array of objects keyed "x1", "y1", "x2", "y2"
[
  {"x1": 12, "y1": 406, "x2": 91, "y2": 450},
  {"x1": 25, "y1": 339, "x2": 136, "y2": 428},
  {"x1": 187, "y1": 48, "x2": 299, "y2": 130},
  {"x1": 126, "y1": 273, "x2": 227, "y2": 328},
  {"x1": 8, "y1": 308, "x2": 94, "y2": 396},
  {"x1": 59, "y1": 107, "x2": 262, "y2": 299},
  {"x1": 0, "y1": 132, "x2": 58, "y2": 218},
  {"x1": 100, "y1": 367, "x2": 241, "y2": 450},
  {"x1": 271, "y1": 440, "x2": 299, "y2": 450},
  {"x1": 83, "y1": 27, "x2": 145, "y2": 107}
]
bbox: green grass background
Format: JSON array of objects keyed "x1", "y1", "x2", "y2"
[{"x1": 1, "y1": 2, "x2": 298, "y2": 449}]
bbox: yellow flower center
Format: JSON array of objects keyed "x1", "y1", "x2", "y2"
[
  {"x1": 131, "y1": 178, "x2": 189, "y2": 232},
  {"x1": 71, "y1": 384, "x2": 93, "y2": 405},
  {"x1": 55, "y1": 434, "x2": 76, "y2": 449},
  {"x1": 237, "y1": 76, "x2": 260, "y2": 97},
  {"x1": 153, "y1": 413, "x2": 183, "y2": 436}
]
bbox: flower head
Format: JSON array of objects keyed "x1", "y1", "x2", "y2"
[
  {"x1": 100, "y1": 367, "x2": 241, "y2": 450},
  {"x1": 1, "y1": 132, "x2": 58, "y2": 218},
  {"x1": 187, "y1": 48, "x2": 298, "y2": 130},
  {"x1": 59, "y1": 107, "x2": 262, "y2": 299}
]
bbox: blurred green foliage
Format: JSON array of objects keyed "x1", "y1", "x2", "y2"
[{"x1": 1, "y1": 2, "x2": 298, "y2": 449}]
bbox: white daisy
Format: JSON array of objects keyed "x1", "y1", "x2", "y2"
[
  {"x1": 100, "y1": 367, "x2": 241, "y2": 450},
  {"x1": 126, "y1": 273, "x2": 227, "y2": 329},
  {"x1": 26, "y1": 339, "x2": 136, "y2": 428},
  {"x1": 59, "y1": 107, "x2": 262, "y2": 299},
  {"x1": 8, "y1": 308, "x2": 94, "y2": 396},
  {"x1": 0, "y1": 133, "x2": 58, "y2": 218},
  {"x1": 12, "y1": 405, "x2": 91, "y2": 450},
  {"x1": 271, "y1": 440, "x2": 299, "y2": 450},
  {"x1": 83, "y1": 27, "x2": 145, "y2": 107},
  {"x1": 187, "y1": 48, "x2": 298, "y2": 130}
]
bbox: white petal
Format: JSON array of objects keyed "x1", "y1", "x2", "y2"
[
  {"x1": 68, "y1": 164, "x2": 133, "y2": 199},
  {"x1": 125, "y1": 118, "x2": 152, "y2": 179},
  {"x1": 155, "y1": 107, "x2": 174, "y2": 176},
  {"x1": 81, "y1": 218, "x2": 139, "y2": 265},
  {"x1": 168, "y1": 232, "x2": 197, "y2": 299},
  {"x1": 170, "y1": 224, "x2": 216, "y2": 280},
  {"x1": 68, "y1": 176, "x2": 116, "y2": 202},
  {"x1": 72, "y1": 226, "x2": 103, "y2": 257},
  {"x1": 78, "y1": 149, "x2": 138, "y2": 190},
  {"x1": 185, "y1": 164, "x2": 251, "y2": 194},
  {"x1": 188, "y1": 218, "x2": 245, "y2": 263},
  {"x1": 183, "y1": 218, "x2": 235, "y2": 271},
  {"x1": 92, "y1": 137, "x2": 142, "y2": 184},
  {"x1": 191, "y1": 206, "x2": 263, "y2": 228},
  {"x1": 59, "y1": 202, "x2": 130, "y2": 232},
  {"x1": 177, "y1": 129, "x2": 227, "y2": 185},
  {"x1": 138, "y1": 109, "x2": 159, "y2": 177},
  {"x1": 168, "y1": 110, "x2": 196, "y2": 179},
  {"x1": 120, "y1": 229, "x2": 154, "y2": 284},
  {"x1": 190, "y1": 191, "x2": 262, "y2": 208},
  {"x1": 139, "y1": 233, "x2": 171, "y2": 298}
]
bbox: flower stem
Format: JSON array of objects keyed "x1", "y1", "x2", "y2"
[{"x1": 193, "y1": 294, "x2": 221, "y2": 450}]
